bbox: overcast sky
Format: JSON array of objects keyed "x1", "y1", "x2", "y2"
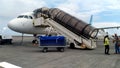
[{"x1": 0, "y1": 0, "x2": 120, "y2": 35}]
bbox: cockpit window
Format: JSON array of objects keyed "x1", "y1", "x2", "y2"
[
  {"x1": 17, "y1": 15, "x2": 24, "y2": 18},
  {"x1": 24, "y1": 15, "x2": 28, "y2": 18},
  {"x1": 17, "y1": 15, "x2": 33, "y2": 19},
  {"x1": 29, "y1": 16, "x2": 33, "y2": 19}
]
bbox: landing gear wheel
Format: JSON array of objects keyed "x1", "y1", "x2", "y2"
[{"x1": 70, "y1": 43, "x2": 75, "y2": 49}]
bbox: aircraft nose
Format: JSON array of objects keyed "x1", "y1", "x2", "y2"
[
  {"x1": 8, "y1": 19, "x2": 20, "y2": 31},
  {"x1": 8, "y1": 19, "x2": 15, "y2": 30}
]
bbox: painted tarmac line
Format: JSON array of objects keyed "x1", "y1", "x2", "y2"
[{"x1": 0, "y1": 62, "x2": 22, "y2": 68}]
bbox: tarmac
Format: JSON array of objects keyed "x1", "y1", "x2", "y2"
[{"x1": 0, "y1": 36, "x2": 120, "y2": 68}]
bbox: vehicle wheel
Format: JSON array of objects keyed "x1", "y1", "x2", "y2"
[
  {"x1": 9, "y1": 40, "x2": 12, "y2": 44},
  {"x1": 0, "y1": 39, "x2": 2, "y2": 45},
  {"x1": 57, "y1": 47, "x2": 64, "y2": 52},
  {"x1": 60, "y1": 48, "x2": 64, "y2": 52},
  {"x1": 42, "y1": 47, "x2": 48, "y2": 53},
  {"x1": 57, "y1": 47, "x2": 60, "y2": 51},
  {"x1": 70, "y1": 43, "x2": 75, "y2": 49},
  {"x1": 0, "y1": 41, "x2": 3, "y2": 45}
]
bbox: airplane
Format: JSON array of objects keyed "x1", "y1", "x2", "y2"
[{"x1": 8, "y1": 8, "x2": 98, "y2": 49}]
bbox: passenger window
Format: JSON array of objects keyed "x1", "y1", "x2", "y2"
[{"x1": 24, "y1": 15, "x2": 28, "y2": 19}]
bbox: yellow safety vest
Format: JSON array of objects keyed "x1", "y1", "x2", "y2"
[{"x1": 104, "y1": 38, "x2": 109, "y2": 46}]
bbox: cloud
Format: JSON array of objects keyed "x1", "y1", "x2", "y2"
[
  {"x1": 56, "y1": 0, "x2": 120, "y2": 20},
  {"x1": 1, "y1": 0, "x2": 120, "y2": 22},
  {"x1": 2, "y1": 27, "x2": 8, "y2": 33},
  {"x1": 3, "y1": 27, "x2": 7, "y2": 30},
  {"x1": 0, "y1": 0, "x2": 47, "y2": 18},
  {"x1": 106, "y1": 0, "x2": 120, "y2": 9},
  {"x1": 56, "y1": 0, "x2": 90, "y2": 22}
]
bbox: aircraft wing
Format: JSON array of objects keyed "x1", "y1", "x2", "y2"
[{"x1": 96, "y1": 26, "x2": 120, "y2": 30}]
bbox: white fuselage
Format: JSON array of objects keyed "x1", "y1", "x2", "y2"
[{"x1": 8, "y1": 12, "x2": 51, "y2": 34}]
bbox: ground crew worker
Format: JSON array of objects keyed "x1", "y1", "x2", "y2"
[
  {"x1": 113, "y1": 34, "x2": 120, "y2": 54},
  {"x1": 104, "y1": 35, "x2": 110, "y2": 55}
]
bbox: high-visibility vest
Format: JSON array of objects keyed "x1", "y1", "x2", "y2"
[{"x1": 104, "y1": 38, "x2": 109, "y2": 46}]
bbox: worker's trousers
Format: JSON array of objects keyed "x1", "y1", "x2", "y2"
[
  {"x1": 115, "y1": 43, "x2": 120, "y2": 54},
  {"x1": 105, "y1": 45, "x2": 109, "y2": 54}
]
